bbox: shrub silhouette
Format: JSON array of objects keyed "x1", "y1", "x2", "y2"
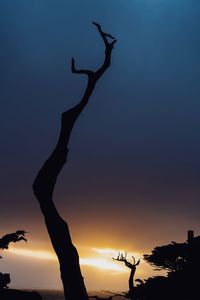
[{"x1": 0, "y1": 231, "x2": 27, "y2": 289}]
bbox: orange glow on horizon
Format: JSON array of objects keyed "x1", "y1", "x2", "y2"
[
  {"x1": 9, "y1": 247, "x2": 56, "y2": 260},
  {"x1": 8, "y1": 247, "x2": 129, "y2": 272},
  {"x1": 92, "y1": 248, "x2": 142, "y2": 261},
  {"x1": 7, "y1": 246, "x2": 157, "y2": 290}
]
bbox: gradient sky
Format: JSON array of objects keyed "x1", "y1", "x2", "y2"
[{"x1": 1, "y1": 0, "x2": 200, "y2": 291}]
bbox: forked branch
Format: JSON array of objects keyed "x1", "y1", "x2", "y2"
[
  {"x1": 113, "y1": 252, "x2": 127, "y2": 263},
  {"x1": 71, "y1": 58, "x2": 94, "y2": 78},
  {"x1": 70, "y1": 22, "x2": 117, "y2": 113},
  {"x1": 71, "y1": 22, "x2": 116, "y2": 79},
  {"x1": 113, "y1": 252, "x2": 140, "y2": 269}
]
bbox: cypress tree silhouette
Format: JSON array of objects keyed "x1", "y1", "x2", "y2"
[{"x1": 33, "y1": 23, "x2": 116, "y2": 300}]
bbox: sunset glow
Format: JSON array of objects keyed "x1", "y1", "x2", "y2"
[
  {"x1": 9, "y1": 247, "x2": 56, "y2": 261},
  {"x1": 80, "y1": 258, "x2": 125, "y2": 271},
  {"x1": 9, "y1": 247, "x2": 127, "y2": 272},
  {"x1": 1, "y1": 0, "x2": 200, "y2": 294},
  {"x1": 92, "y1": 248, "x2": 117, "y2": 255},
  {"x1": 92, "y1": 248, "x2": 142, "y2": 262}
]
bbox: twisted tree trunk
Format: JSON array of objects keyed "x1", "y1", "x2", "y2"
[
  {"x1": 32, "y1": 23, "x2": 116, "y2": 300},
  {"x1": 113, "y1": 253, "x2": 140, "y2": 300}
]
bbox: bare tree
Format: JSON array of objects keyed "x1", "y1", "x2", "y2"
[
  {"x1": 113, "y1": 252, "x2": 140, "y2": 299},
  {"x1": 32, "y1": 23, "x2": 116, "y2": 300}
]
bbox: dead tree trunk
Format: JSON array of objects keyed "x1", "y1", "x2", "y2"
[
  {"x1": 32, "y1": 23, "x2": 116, "y2": 300},
  {"x1": 113, "y1": 252, "x2": 140, "y2": 299},
  {"x1": 128, "y1": 267, "x2": 137, "y2": 296}
]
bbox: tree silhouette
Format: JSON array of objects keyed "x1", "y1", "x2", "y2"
[
  {"x1": 32, "y1": 22, "x2": 116, "y2": 300},
  {"x1": 135, "y1": 231, "x2": 200, "y2": 300},
  {"x1": 143, "y1": 242, "x2": 188, "y2": 273},
  {"x1": 113, "y1": 252, "x2": 140, "y2": 299},
  {"x1": 0, "y1": 231, "x2": 27, "y2": 253},
  {"x1": 0, "y1": 231, "x2": 27, "y2": 289}
]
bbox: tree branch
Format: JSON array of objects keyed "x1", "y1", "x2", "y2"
[
  {"x1": 71, "y1": 58, "x2": 94, "y2": 78},
  {"x1": 69, "y1": 22, "x2": 117, "y2": 115},
  {"x1": 92, "y1": 22, "x2": 117, "y2": 80}
]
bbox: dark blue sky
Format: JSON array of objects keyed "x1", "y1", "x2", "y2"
[{"x1": 1, "y1": 0, "x2": 200, "y2": 288}]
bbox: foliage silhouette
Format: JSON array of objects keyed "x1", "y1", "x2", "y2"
[
  {"x1": 143, "y1": 242, "x2": 188, "y2": 272},
  {"x1": 135, "y1": 231, "x2": 200, "y2": 300},
  {"x1": 0, "y1": 273, "x2": 10, "y2": 289},
  {"x1": 0, "y1": 231, "x2": 27, "y2": 252},
  {"x1": 0, "y1": 231, "x2": 27, "y2": 289},
  {"x1": 33, "y1": 22, "x2": 116, "y2": 300},
  {"x1": 0, "y1": 231, "x2": 43, "y2": 299}
]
